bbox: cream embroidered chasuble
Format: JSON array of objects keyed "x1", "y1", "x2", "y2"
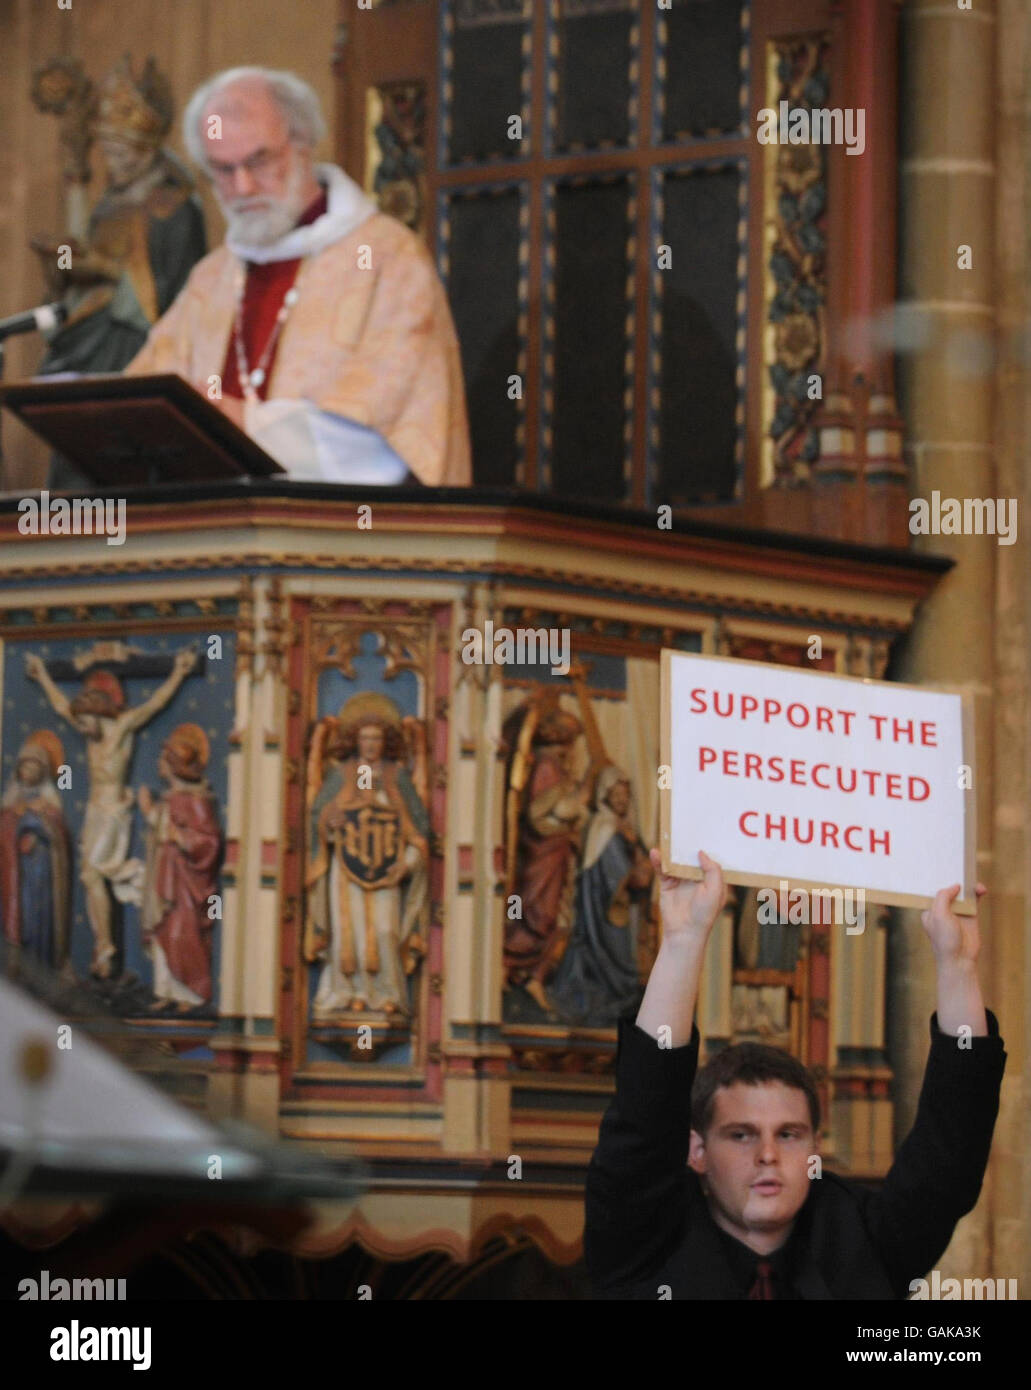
[{"x1": 125, "y1": 205, "x2": 471, "y2": 487}]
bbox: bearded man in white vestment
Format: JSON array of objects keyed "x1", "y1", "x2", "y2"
[{"x1": 125, "y1": 67, "x2": 471, "y2": 486}]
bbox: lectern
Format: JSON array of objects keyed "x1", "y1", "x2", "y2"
[{"x1": 0, "y1": 372, "x2": 282, "y2": 485}]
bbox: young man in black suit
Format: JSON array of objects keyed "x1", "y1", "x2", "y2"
[{"x1": 585, "y1": 851, "x2": 1006, "y2": 1299}]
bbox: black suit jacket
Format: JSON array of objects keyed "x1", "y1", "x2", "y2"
[{"x1": 584, "y1": 1010, "x2": 1006, "y2": 1299}]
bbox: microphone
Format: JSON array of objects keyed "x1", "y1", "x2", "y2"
[{"x1": 0, "y1": 302, "x2": 67, "y2": 342}]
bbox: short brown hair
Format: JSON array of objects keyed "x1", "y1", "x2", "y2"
[{"x1": 692, "y1": 1043, "x2": 820, "y2": 1136}]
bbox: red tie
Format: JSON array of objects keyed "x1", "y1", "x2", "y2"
[{"x1": 748, "y1": 1258, "x2": 774, "y2": 1300}]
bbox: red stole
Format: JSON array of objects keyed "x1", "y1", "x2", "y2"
[{"x1": 221, "y1": 187, "x2": 328, "y2": 401}]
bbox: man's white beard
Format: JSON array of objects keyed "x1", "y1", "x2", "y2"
[{"x1": 217, "y1": 156, "x2": 314, "y2": 247}]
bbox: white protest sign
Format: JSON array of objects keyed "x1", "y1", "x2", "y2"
[{"x1": 660, "y1": 649, "x2": 975, "y2": 913}]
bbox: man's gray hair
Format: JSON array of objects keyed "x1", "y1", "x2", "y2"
[{"x1": 182, "y1": 67, "x2": 327, "y2": 166}]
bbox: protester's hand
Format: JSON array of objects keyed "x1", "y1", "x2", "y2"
[
  {"x1": 648, "y1": 848, "x2": 727, "y2": 942},
  {"x1": 921, "y1": 881, "x2": 986, "y2": 966}
]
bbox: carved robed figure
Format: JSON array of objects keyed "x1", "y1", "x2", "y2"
[
  {"x1": 0, "y1": 731, "x2": 72, "y2": 976},
  {"x1": 304, "y1": 694, "x2": 430, "y2": 1017}
]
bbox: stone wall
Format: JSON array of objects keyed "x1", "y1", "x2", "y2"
[{"x1": 894, "y1": 0, "x2": 1029, "y2": 1291}]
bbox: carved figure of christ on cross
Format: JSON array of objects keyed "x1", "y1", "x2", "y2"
[{"x1": 25, "y1": 647, "x2": 198, "y2": 978}]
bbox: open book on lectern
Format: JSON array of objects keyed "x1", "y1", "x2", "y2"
[{"x1": 0, "y1": 372, "x2": 284, "y2": 486}]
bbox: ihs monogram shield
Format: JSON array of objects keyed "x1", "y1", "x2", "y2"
[{"x1": 338, "y1": 802, "x2": 401, "y2": 885}]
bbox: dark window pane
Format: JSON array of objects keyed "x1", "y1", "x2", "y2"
[
  {"x1": 446, "y1": 1, "x2": 530, "y2": 164},
  {"x1": 656, "y1": 165, "x2": 741, "y2": 503},
  {"x1": 549, "y1": 178, "x2": 632, "y2": 500},
  {"x1": 553, "y1": 0, "x2": 635, "y2": 152},
  {"x1": 445, "y1": 187, "x2": 523, "y2": 485},
  {"x1": 661, "y1": 0, "x2": 744, "y2": 141}
]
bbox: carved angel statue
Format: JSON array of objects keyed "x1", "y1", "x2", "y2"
[{"x1": 302, "y1": 693, "x2": 431, "y2": 1017}]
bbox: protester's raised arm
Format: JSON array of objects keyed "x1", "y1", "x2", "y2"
[
  {"x1": 863, "y1": 879, "x2": 1003, "y2": 1297},
  {"x1": 584, "y1": 850, "x2": 726, "y2": 1295},
  {"x1": 922, "y1": 881, "x2": 988, "y2": 1038},
  {"x1": 635, "y1": 849, "x2": 727, "y2": 1047}
]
